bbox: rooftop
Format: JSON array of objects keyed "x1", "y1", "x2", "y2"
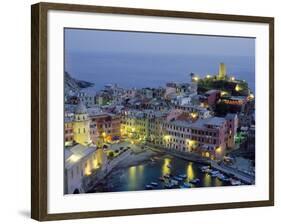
[
  {"x1": 169, "y1": 116, "x2": 226, "y2": 129},
  {"x1": 75, "y1": 101, "x2": 88, "y2": 114},
  {"x1": 65, "y1": 144, "x2": 96, "y2": 169}
]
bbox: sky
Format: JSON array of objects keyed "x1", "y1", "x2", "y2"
[
  {"x1": 65, "y1": 28, "x2": 255, "y2": 57},
  {"x1": 64, "y1": 28, "x2": 255, "y2": 91}
]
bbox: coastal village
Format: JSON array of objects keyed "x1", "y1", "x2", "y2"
[{"x1": 64, "y1": 63, "x2": 255, "y2": 194}]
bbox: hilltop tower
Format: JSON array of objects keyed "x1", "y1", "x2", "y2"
[
  {"x1": 73, "y1": 101, "x2": 91, "y2": 146},
  {"x1": 218, "y1": 63, "x2": 226, "y2": 80}
]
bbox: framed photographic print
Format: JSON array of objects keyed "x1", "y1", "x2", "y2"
[{"x1": 31, "y1": 2, "x2": 274, "y2": 221}]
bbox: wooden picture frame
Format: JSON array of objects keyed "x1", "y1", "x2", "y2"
[{"x1": 31, "y1": 2, "x2": 274, "y2": 221}]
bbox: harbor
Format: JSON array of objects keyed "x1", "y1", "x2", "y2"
[{"x1": 87, "y1": 150, "x2": 250, "y2": 193}]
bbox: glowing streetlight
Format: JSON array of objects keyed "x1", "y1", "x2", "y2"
[
  {"x1": 163, "y1": 135, "x2": 170, "y2": 141},
  {"x1": 190, "y1": 112, "x2": 198, "y2": 119},
  {"x1": 235, "y1": 84, "x2": 242, "y2": 92}
]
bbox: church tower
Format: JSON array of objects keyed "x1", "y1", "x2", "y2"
[
  {"x1": 218, "y1": 63, "x2": 226, "y2": 80},
  {"x1": 73, "y1": 101, "x2": 91, "y2": 146}
]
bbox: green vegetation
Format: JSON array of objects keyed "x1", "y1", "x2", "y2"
[
  {"x1": 107, "y1": 151, "x2": 114, "y2": 159},
  {"x1": 197, "y1": 78, "x2": 249, "y2": 96}
]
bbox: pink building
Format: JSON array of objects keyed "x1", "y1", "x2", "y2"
[
  {"x1": 89, "y1": 113, "x2": 121, "y2": 145},
  {"x1": 65, "y1": 117, "x2": 74, "y2": 146},
  {"x1": 163, "y1": 115, "x2": 235, "y2": 160}
]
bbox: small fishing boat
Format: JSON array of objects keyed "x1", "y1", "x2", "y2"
[
  {"x1": 200, "y1": 165, "x2": 210, "y2": 172},
  {"x1": 170, "y1": 179, "x2": 179, "y2": 186},
  {"x1": 190, "y1": 178, "x2": 200, "y2": 184},
  {"x1": 150, "y1": 182, "x2": 158, "y2": 187},
  {"x1": 178, "y1": 174, "x2": 187, "y2": 179},
  {"x1": 230, "y1": 179, "x2": 242, "y2": 186},
  {"x1": 164, "y1": 183, "x2": 173, "y2": 189},
  {"x1": 217, "y1": 174, "x2": 226, "y2": 181},
  {"x1": 173, "y1": 176, "x2": 183, "y2": 181},
  {"x1": 203, "y1": 168, "x2": 213, "y2": 173},
  {"x1": 164, "y1": 174, "x2": 170, "y2": 179},
  {"x1": 211, "y1": 171, "x2": 220, "y2": 177},
  {"x1": 183, "y1": 182, "x2": 192, "y2": 188}
]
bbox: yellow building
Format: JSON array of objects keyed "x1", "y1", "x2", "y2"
[{"x1": 73, "y1": 102, "x2": 91, "y2": 146}]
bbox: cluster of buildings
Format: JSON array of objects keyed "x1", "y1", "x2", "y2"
[{"x1": 64, "y1": 63, "x2": 255, "y2": 194}]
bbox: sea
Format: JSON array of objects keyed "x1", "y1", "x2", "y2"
[{"x1": 65, "y1": 52, "x2": 255, "y2": 93}]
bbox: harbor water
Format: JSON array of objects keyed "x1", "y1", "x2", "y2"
[{"x1": 88, "y1": 155, "x2": 232, "y2": 193}]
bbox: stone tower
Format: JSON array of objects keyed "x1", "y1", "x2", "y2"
[
  {"x1": 73, "y1": 101, "x2": 91, "y2": 146},
  {"x1": 218, "y1": 63, "x2": 226, "y2": 80}
]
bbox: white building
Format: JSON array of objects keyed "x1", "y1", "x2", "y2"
[{"x1": 64, "y1": 144, "x2": 105, "y2": 194}]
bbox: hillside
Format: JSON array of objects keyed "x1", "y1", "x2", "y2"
[{"x1": 65, "y1": 72, "x2": 94, "y2": 93}]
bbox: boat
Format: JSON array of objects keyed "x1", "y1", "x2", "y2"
[
  {"x1": 170, "y1": 179, "x2": 179, "y2": 186},
  {"x1": 200, "y1": 165, "x2": 210, "y2": 172},
  {"x1": 183, "y1": 182, "x2": 192, "y2": 188},
  {"x1": 178, "y1": 174, "x2": 187, "y2": 179},
  {"x1": 217, "y1": 174, "x2": 227, "y2": 181},
  {"x1": 150, "y1": 182, "x2": 158, "y2": 187},
  {"x1": 164, "y1": 174, "x2": 170, "y2": 179},
  {"x1": 145, "y1": 184, "x2": 153, "y2": 190},
  {"x1": 211, "y1": 171, "x2": 220, "y2": 177},
  {"x1": 173, "y1": 176, "x2": 183, "y2": 181},
  {"x1": 203, "y1": 168, "x2": 213, "y2": 173},
  {"x1": 190, "y1": 178, "x2": 200, "y2": 184},
  {"x1": 230, "y1": 179, "x2": 242, "y2": 186},
  {"x1": 164, "y1": 183, "x2": 173, "y2": 189}
]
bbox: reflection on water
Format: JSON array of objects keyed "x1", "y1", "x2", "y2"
[
  {"x1": 90, "y1": 155, "x2": 231, "y2": 193},
  {"x1": 203, "y1": 173, "x2": 212, "y2": 187},
  {"x1": 128, "y1": 166, "x2": 137, "y2": 190},
  {"x1": 162, "y1": 157, "x2": 171, "y2": 175},
  {"x1": 187, "y1": 163, "x2": 194, "y2": 180}
]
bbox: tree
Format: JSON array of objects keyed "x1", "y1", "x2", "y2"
[{"x1": 108, "y1": 151, "x2": 114, "y2": 159}]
